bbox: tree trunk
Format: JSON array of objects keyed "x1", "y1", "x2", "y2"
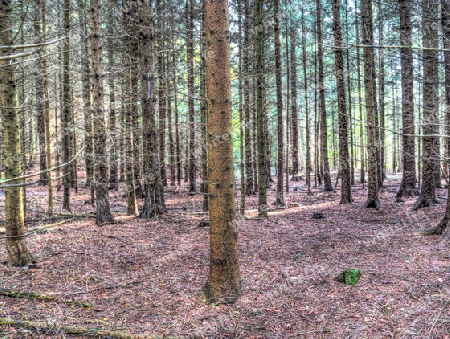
[
  {"x1": 33, "y1": 1, "x2": 48, "y2": 186},
  {"x1": 186, "y1": 0, "x2": 196, "y2": 193},
  {"x1": 203, "y1": 0, "x2": 241, "y2": 303},
  {"x1": 397, "y1": 0, "x2": 419, "y2": 199},
  {"x1": 90, "y1": 0, "x2": 114, "y2": 225},
  {"x1": 361, "y1": 0, "x2": 380, "y2": 209},
  {"x1": 0, "y1": 0, "x2": 34, "y2": 266},
  {"x1": 274, "y1": 0, "x2": 284, "y2": 206},
  {"x1": 62, "y1": 0, "x2": 71, "y2": 211},
  {"x1": 290, "y1": 21, "x2": 299, "y2": 183},
  {"x1": 139, "y1": 0, "x2": 165, "y2": 218},
  {"x1": 413, "y1": 0, "x2": 439, "y2": 210},
  {"x1": 301, "y1": 10, "x2": 312, "y2": 195},
  {"x1": 255, "y1": 0, "x2": 267, "y2": 217},
  {"x1": 332, "y1": 0, "x2": 352, "y2": 204},
  {"x1": 244, "y1": 0, "x2": 255, "y2": 196},
  {"x1": 378, "y1": 0, "x2": 386, "y2": 185},
  {"x1": 355, "y1": 2, "x2": 365, "y2": 186},
  {"x1": 316, "y1": 0, "x2": 333, "y2": 191}
]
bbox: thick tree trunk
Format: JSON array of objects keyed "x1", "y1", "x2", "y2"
[
  {"x1": 274, "y1": 0, "x2": 284, "y2": 206},
  {"x1": 203, "y1": 0, "x2": 241, "y2": 303},
  {"x1": 316, "y1": 0, "x2": 333, "y2": 191},
  {"x1": 397, "y1": 0, "x2": 419, "y2": 199},
  {"x1": 361, "y1": 0, "x2": 380, "y2": 209},
  {"x1": 90, "y1": 0, "x2": 114, "y2": 225},
  {"x1": 332, "y1": 0, "x2": 352, "y2": 204},
  {"x1": 413, "y1": 0, "x2": 439, "y2": 211},
  {"x1": 0, "y1": 0, "x2": 34, "y2": 266}
]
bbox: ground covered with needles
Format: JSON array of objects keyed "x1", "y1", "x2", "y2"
[{"x1": 0, "y1": 174, "x2": 449, "y2": 338}]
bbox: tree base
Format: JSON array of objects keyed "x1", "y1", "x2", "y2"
[
  {"x1": 364, "y1": 198, "x2": 380, "y2": 210},
  {"x1": 6, "y1": 240, "x2": 34, "y2": 267},
  {"x1": 421, "y1": 216, "x2": 448, "y2": 236},
  {"x1": 201, "y1": 282, "x2": 241, "y2": 304},
  {"x1": 396, "y1": 188, "x2": 420, "y2": 199},
  {"x1": 412, "y1": 195, "x2": 439, "y2": 211}
]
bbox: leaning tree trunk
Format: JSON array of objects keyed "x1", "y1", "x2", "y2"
[
  {"x1": 397, "y1": 0, "x2": 419, "y2": 199},
  {"x1": 274, "y1": 0, "x2": 284, "y2": 206},
  {"x1": 139, "y1": 0, "x2": 166, "y2": 218},
  {"x1": 90, "y1": 0, "x2": 114, "y2": 225},
  {"x1": 316, "y1": 0, "x2": 333, "y2": 191},
  {"x1": 413, "y1": 0, "x2": 439, "y2": 211},
  {"x1": 203, "y1": 0, "x2": 241, "y2": 304},
  {"x1": 361, "y1": 0, "x2": 380, "y2": 209},
  {"x1": 332, "y1": 0, "x2": 352, "y2": 204},
  {"x1": 0, "y1": 0, "x2": 34, "y2": 266}
]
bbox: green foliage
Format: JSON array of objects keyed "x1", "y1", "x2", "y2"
[{"x1": 334, "y1": 268, "x2": 362, "y2": 285}]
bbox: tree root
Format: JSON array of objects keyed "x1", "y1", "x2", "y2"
[
  {"x1": 0, "y1": 317, "x2": 175, "y2": 338},
  {"x1": 0, "y1": 288, "x2": 91, "y2": 308},
  {"x1": 421, "y1": 216, "x2": 448, "y2": 236},
  {"x1": 412, "y1": 195, "x2": 439, "y2": 211}
]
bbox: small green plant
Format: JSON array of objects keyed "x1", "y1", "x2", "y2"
[{"x1": 334, "y1": 269, "x2": 362, "y2": 285}]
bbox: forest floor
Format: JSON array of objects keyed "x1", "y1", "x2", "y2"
[{"x1": 0, "y1": 173, "x2": 449, "y2": 338}]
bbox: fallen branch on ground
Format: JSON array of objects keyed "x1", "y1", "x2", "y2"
[
  {"x1": 0, "y1": 317, "x2": 175, "y2": 338},
  {"x1": 0, "y1": 288, "x2": 91, "y2": 308}
]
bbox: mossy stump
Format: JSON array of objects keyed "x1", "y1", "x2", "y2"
[{"x1": 334, "y1": 269, "x2": 361, "y2": 285}]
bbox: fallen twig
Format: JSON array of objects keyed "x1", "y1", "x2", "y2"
[{"x1": 0, "y1": 288, "x2": 91, "y2": 308}]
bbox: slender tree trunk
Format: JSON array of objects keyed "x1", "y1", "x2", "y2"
[
  {"x1": 413, "y1": 0, "x2": 439, "y2": 210},
  {"x1": 285, "y1": 17, "x2": 290, "y2": 194},
  {"x1": 123, "y1": 0, "x2": 138, "y2": 216},
  {"x1": 244, "y1": 0, "x2": 254, "y2": 196},
  {"x1": 139, "y1": 0, "x2": 165, "y2": 218},
  {"x1": 1, "y1": 0, "x2": 34, "y2": 266},
  {"x1": 238, "y1": 0, "x2": 245, "y2": 213},
  {"x1": 355, "y1": 2, "x2": 365, "y2": 186},
  {"x1": 302, "y1": 10, "x2": 312, "y2": 195},
  {"x1": 332, "y1": 0, "x2": 351, "y2": 204},
  {"x1": 40, "y1": 0, "x2": 53, "y2": 213},
  {"x1": 62, "y1": 0, "x2": 71, "y2": 211},
  {"x1": 290, "y1": 21, "x2": 299, "y2": 183},
  {"x1": 316, "y1": 0, "x2": 333, "y2": 191},
  {"x1": 186, "y1": 0, "x2": 196, "y2": 193},
  {"x1": 203, "y1": 0, "x2": 241, "y2": 303},
  {"x1": 107, "y1": 14, "x2": 118, "y2": 191},
  {"x1": 397, "y1": 0, "x2": 419, "y2": 199},
  {"x1": 274, "y1": 0, "x2": 284, "y2": 206},
  {"x1": 378, "y1": 0, "x2": 386, "y2": 185},
  {"x1": 34, "y1": 1, "x2": 48, "y2": 186},
  {"x1": 173, "y1": 54, "x2": 182, "y2": 186},
  {"x1": 158, "y1": 54, "x2": 167, "y2": 187},
  {"x1": 361, "y1": 0, "x2": 380, "y2": 209},
  {"x1": 255, "y1": 0, "x2": 267, "y2": 217},
  {"x1": 90, "y1": 0, "x2": 113, "y2": 225}
]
